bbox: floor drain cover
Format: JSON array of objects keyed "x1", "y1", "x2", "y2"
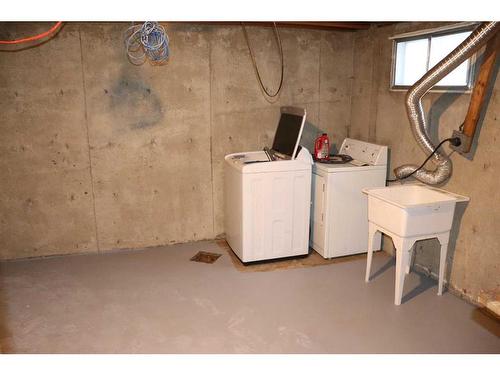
[{"x1": 190, "y1": 251, "x2": 222, "y2": 264}]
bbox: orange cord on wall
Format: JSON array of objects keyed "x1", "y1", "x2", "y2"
[{"x1": 0, "y1": 21, "x2": 63, "y2": 45}]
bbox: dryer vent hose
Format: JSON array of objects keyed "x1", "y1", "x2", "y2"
[{"x1": 394, "y1": 21, "x2": 499, "y2": 185}]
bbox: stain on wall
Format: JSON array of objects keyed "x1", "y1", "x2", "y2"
[
  {"x1": 0, "y1": 22, "x2": 354, "y2": 258},
  {"x1": 109, "y1": 78, "x2": 164, "y2": 131},
  {"x1": 79, "y1": 23, "x2": 213, "y2": 251},
  {"x1": 350, "y1": 22, "x2": 500, "y2": 304}
]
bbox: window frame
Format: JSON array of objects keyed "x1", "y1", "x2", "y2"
[{"x1": 390, "y1": 25, "x2": 477, "y2": 93}]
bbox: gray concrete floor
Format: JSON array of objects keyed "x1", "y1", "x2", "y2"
[{"x1": 0, "y1": 240, "x2": 498, "y2": 353}]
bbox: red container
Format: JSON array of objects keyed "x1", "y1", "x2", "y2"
[{"x1": 314, "y1": 133, "x2": 330, "y2": 160}]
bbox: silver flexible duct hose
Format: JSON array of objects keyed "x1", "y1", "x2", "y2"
[{"x1": 394, "y1": 21, "x2": 500, "y2": 184}]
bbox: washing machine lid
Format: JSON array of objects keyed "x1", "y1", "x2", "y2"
[{"x1": 271, "y1": 106, "x2": 307, "y2": 160}]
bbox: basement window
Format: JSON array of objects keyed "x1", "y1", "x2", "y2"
[{"x1": 390, "y1": 24, "x2": 476, "y2": 92}]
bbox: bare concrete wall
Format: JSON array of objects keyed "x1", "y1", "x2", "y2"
[
  {"x1": 350, "y1": 22, "x2": 500, "y2": 303},
  {"x1": 0, "y1": 22, "x2": 354, "y2": 259},
  {"x1": 0, "y1": 23, "x2": 97, "y2": 259}
]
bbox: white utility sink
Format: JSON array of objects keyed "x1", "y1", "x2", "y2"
[
  {"x1": 362, "y1": 184, "x2": 469, "y2": 305},
  {"x1": 362, "y1": 184, "x2": 469, "y2": 237}
]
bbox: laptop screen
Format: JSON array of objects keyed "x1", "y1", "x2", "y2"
[{"x1": 271, "y1": 111, "x2": 306, "y2": 159}]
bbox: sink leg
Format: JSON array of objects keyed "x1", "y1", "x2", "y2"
[
  {"x1": 405, "y1": 245, "x2": 413, "y2": 275},
  {"x1": 437, "y1": 232, "x2": 450, "y2": 296},
  {"x1": 365, "y1": 223, "x2": 378, "y2": 282},
  {"x1": 394, "y1": 238, "x2": 412, "y2": 305}
]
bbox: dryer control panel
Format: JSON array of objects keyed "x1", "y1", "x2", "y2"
[{"x1": 339, "y1": 138, "x2": 388, "y2": 166}]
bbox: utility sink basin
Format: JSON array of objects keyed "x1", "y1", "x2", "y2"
[
  {"x1": 362, "y1": 184, "x2": 469, "y2": 237},
  {"x1": 363, "y1": 184, "x2": 469, "y2": 305}
]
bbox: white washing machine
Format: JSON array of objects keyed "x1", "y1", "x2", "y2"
[
  {"x1": 310, "y1": 138, "x2": 388, "y2": 259},
  {"x1": 224, "y1": 107, "x2": 313, "y2": 263}
]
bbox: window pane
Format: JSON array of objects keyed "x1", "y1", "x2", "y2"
[
  {"x1": 429, "y1": 31, "x2": 472, "y2": 86},
  {"x1": 394, "y1": 38, "x2": 429, "y2": 86}
]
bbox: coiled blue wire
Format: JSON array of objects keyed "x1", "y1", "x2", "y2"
[{"x1": 124, "y1": 22, "x2": 170, "y2": 65}]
